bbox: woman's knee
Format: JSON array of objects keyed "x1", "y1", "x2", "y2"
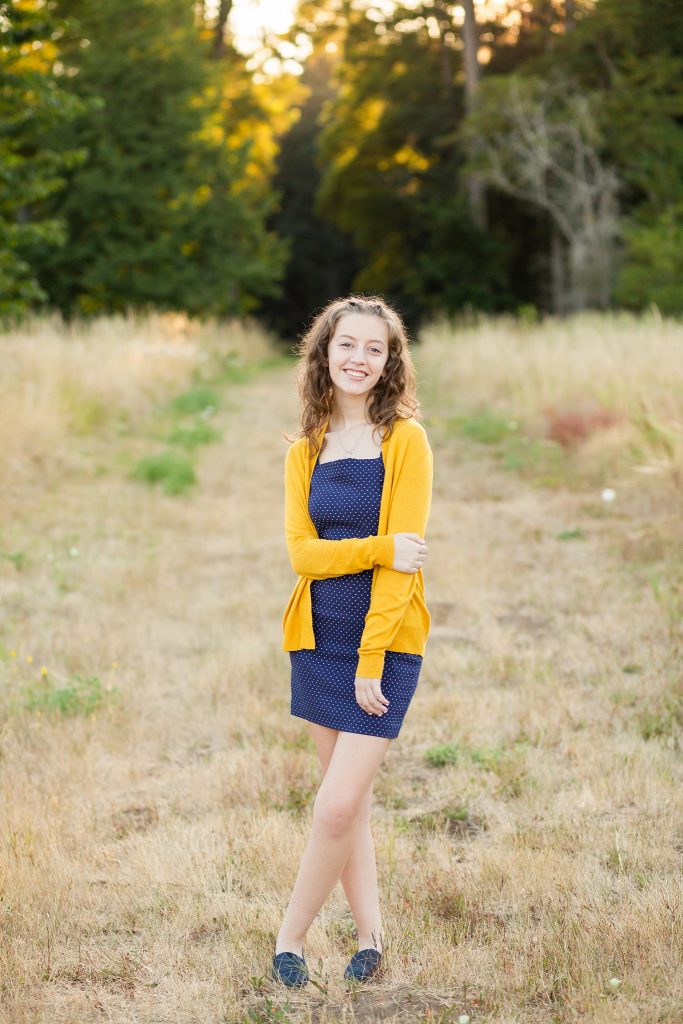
[{"x1": 312, "y1": 789, "x2": 362, "y2": 837}]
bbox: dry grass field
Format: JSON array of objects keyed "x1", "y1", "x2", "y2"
[{"x1": 1, "y1": 310, "x2": 681, "y2": 1024}]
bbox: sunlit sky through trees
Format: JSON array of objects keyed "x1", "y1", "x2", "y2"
[
  {"x1": 224, "y1": 0, "x2": 539, "y2": 74},
  {"x1": 226, "y1": 0, "x2": 298, "y2": 53},
  {"x1": 226, "y1": 0, "x2": 525, "y2": 47}
]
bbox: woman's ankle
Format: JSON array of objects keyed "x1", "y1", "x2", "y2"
[
  {"x1": 358, "y1": 928, "x2": 383, "y2": 953},
  {"x1": 275, "y1": 935, "x2": 306, "y2": 957}
]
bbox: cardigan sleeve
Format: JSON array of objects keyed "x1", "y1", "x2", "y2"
[
  {"x1": 284, "y1": 444, "x2": 395, "y2": 580},
  {"x1": 355, "y1": 425, "x2": 433, "y2": 679}
]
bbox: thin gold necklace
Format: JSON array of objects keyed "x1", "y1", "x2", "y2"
[{"x1": 337, "y1": 421, "x2": 370, "y2": 457}]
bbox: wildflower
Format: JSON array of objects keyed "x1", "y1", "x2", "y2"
[
  {"x1": 458, "y1": 1016, "x2": 471, "y2": 1024},
  {"x1": 41, "y1": 667, "x2": 48, "y2": 677},
  {"x1": 608, "y1": 977, "x2": 622, "y2": 990},
  {"x1": 69, "y1": 547, "x2": 79, "y2": 558},
  {"x1": 111, "y1": 661, "x2": 119, "y2": 669},
  {"x1": 26, "y1": 655, "x2": 33, "y2": 663},
  {"x1": 10, "y1": 650, "x2": 16, "y2": 658},
  {"x1": 601, "y1": 488, "x2": 616, "y2": 502}
]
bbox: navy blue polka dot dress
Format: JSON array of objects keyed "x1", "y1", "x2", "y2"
[{"x1": 290, "y1": 453, "x2": 422, "y2": 739}]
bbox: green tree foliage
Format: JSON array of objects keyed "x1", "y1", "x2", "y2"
[
  {"x1": 531, "y1": 0, "x2": 683, "y2": 215},
  {"x1": 530, "y1": 0, "x2": 683, "y2": 311},
  {"x1": 313, "y1": 3, "x2": 512, "y2": 326},
  {"x1": 7, "y1": 0, "x2": 682, "y2": 324},
  {"x1": 0, "y1": 0, "x2": 85, "y2": 319},
  {"x1": 29, "y1": 0, "x2": 292, "y2": 318},
  {"x1": 615, "y1": 204, "x2": 683, "y2": 315},
  {"x1": 261, "y1": 51, "x2": 361, "y2": 342}
]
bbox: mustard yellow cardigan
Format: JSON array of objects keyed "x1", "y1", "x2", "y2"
[{"x1": 281, "y1": 414, "x2": 433, "y2": 679}]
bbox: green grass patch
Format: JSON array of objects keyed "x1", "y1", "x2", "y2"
[
  {"x1": 411, "y1": 804, "x2": 484, "y2": 833},
  {"x1": 648, "y1": 570, "x2": 683, "y2": 641},
  {"x1": 556, "y1": 528, "x2": 585, "y2": 541},
  {"x1": 424, "y1": 740, "x2": 508, "y2": 771},
  {"x1": 23, "y1": 673, "x2": 117, "y2": 717},
  {"x1": 165, "y1": 421, "x2": 221, "y2": 450},
  {"x1": 214, "y1": 358, "x2": 266, "y2": 386},
  {"x1": 445, "y1": 410, "x2": 519, "y2": 445},
  {"x1": 636, "y1": 685, "x2": 683, "y2": 746},
  {"x1": 437, "y1": 408, "x2": 580, "y2": 489},
  {"x1": 0, "y1": 548, "x2": 27, "y2": 570},
  {"x1": 425, "y1": 738, "x2": 531, "y2": 797},
  {"x1": 467, "y1": 743, "x2": 506, "y2": 771},
  {"x1": 194, "y1": 352, "x2": 293, "y2": 391},
  {"x1": 259, "y1": 779, "x2": 317, "y2": 817},
  {"x1": 168, "y1": 386, "x2": 220, "y2": 417},
  {"x1": 425, "y1": 741, "x2": 462, "y2": 767},
  {"x1": 500, "y1": 436, "x2": 569, "y2": 488},
  {"x1": 59, "y1": 381, "x2": 110, "y2": 435},
  {"x1": 244, "y1": 998, "x2": 295, "y2": 1022},
  {"x1": 131, "y1": 451, "x2": 196, "y2": 495}
]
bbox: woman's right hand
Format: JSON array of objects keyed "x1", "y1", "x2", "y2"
[{"x1": 391, "y1": 532, "x2": 428, "y2": 573}]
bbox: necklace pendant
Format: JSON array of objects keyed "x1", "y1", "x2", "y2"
[{"x1": 339, "y1": 421, "x2": 368, "y2": 457}]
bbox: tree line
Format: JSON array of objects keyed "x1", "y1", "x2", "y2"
[{"x1": 3, "y1": 1, "x2": 682, "y2": 337}]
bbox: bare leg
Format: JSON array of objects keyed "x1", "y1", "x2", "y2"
[
  {"x1": 307, "y1": 723, "x2": 384, "y2": 951},
  {"x1": 275, "y1": 729, "x2": 390, "y2": 957},
  {"x1": 339, "y1": 791, "x2": 384, "y2": 952}
]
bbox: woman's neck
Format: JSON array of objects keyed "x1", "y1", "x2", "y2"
[{"x1": 328, "y1": 393, "x2": 372, "y2": 432}]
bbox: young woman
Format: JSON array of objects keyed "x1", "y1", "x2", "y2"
[{"x1": 275, "y1": 295, "x2": 433, "y2": 987}]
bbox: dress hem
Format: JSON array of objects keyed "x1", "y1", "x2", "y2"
[{"x1": 290, "y1": 708, "x2": 401, "y2": 740}]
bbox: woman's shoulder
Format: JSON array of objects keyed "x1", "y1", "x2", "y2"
[
  {"x1": 285, "y1": 431, "x2": 322, "y2": 466},
  {"x1": 284, "y1": 434, "x2": 307, "y2": 468},
  {"x1": 387, "y1": 415, "x2": 430, "y2": 447}
]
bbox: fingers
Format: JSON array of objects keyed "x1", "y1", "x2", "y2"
[
  {"x1": 355, "y1": 678, "x2": 390, "y2": 716},
  {"x1": 362, "y1": 690, "x2": 388, "y2": 715},
  {"x1": 413, "y1": 543, "x2": 428, "y2": 571},
  {"x1": 393, "y1": 533, "x2": 428, "y2": 574}
]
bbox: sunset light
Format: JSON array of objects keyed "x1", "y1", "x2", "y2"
[{"x1": 228, "y1": 0, "x2": 299, "y2": 54}]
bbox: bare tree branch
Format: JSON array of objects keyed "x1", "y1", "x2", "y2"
[{"x1": 466, "y1": 74, "x2": 620, "y2": 310}]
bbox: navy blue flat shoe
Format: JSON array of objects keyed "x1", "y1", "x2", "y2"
[
  {"x1": 272, "y1": 950, "x2": 309, "y2": 987},
  {"x1": 343, "y1": 947, "x2": 383, "y2": 982}
]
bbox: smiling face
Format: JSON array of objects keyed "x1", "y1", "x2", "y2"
[{"x1": 326, "y1": 312, "x2": 390, "y2": 402}]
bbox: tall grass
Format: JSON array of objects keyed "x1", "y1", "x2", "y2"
[
  {"x1": 419, "y1": 310, "x2": 683, "y2": 422},
  {"x1": 419, "y1": 310, "x2": 683, "y2": 509},
  {"x1": 1, "y1": 310, "x2": 278, "y2": 503}
]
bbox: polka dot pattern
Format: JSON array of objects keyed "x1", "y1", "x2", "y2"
[{"x1": 290, "y1": 454, "x2": 422, "y2": 739}]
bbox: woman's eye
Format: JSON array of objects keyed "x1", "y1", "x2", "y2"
[{"x1": 338, "y1": 341, "x2": 381, "y2": 354}]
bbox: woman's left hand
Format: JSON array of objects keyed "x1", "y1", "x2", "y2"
[{"x1": 354, "y1": 676, "x2": 390, "y2": 716}]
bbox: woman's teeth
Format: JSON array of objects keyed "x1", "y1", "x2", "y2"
[{"x1": 344, "y1": 370, "x2": 367, "y2": 379}]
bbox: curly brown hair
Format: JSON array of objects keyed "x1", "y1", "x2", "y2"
[{"x1": 284, "y1": 295, "x2": 422, "y2": 458}]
